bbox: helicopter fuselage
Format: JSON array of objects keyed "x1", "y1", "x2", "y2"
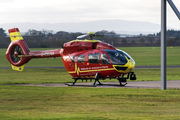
[{"x1": 61, "y1": 39, "x2": 135, "y2": 79}]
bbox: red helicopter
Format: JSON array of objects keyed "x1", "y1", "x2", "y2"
[{"x1": 6, "y1": 28, "x2": 136, "y2": 86}]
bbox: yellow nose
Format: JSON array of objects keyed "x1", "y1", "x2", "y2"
[{"x1": 113, "y1": 60, "x2": 135, "y2": 74}]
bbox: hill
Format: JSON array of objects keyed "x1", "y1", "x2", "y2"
[{"x1": 0, "y1": 19, "x2": 161, "y2": 34}]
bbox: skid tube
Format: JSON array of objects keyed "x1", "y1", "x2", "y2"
[
  {"x1": 67, "y1": 73, "x2": 102, "y2": 86},
  {"x1": 66, "y1": 72, "x2": 136, "y2": 87}
]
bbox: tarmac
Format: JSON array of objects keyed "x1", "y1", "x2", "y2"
[{"x1": 16, "y1": 80, "x2": 180, "y2": 89}]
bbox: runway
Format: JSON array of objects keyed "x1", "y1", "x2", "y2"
[{"x1": 16, "y1": 80, "x2": 180, "y2": 89}]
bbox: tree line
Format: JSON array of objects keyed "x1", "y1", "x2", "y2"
[{"x1": 0, "y1": 28, "x2": 180, "y2": 48}]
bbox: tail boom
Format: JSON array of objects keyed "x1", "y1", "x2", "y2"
[{"x1": 29, "y1": 49, "x2": 62, "y2": 58}]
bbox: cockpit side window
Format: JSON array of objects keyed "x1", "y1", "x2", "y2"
[
  {"x1": 117, "y1": 49, "x2": 135, "y2": 63},
  {"x1": 103, "y1": 49, "x2": 127, "y2": 65},
  {"x1": 78, "y1": 55, "x2": 85, "y2": 63},
  {"x1": 101, "y1": 53, "x2": 110, "y2": 64},
  {"x1": 88, "y1": 53, "x2": 100, "y2": 64}
]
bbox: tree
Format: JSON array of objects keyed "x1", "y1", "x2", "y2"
[
  {"x1": 167, "y1": 37, "x2": 176, "y2": 46},
  {"x1": 156, "y1": 38, "x2": 160, "y2": 46},
  {"x1": 0, "y1": 28, "x2": 8, "y2": 48},
  {"x1": 175, "y1": 37, "x2": 180, "y2": 45},
  {"x1": 148, "y1": 38, "x2": 153, "y2": 46},
  {"x1": 96, "y1": 30, "x2": 109, "y2": 35},
  {"x1": 0, "y1": 28, "x2": 6, "y2": 36},
  {"x1": 130, "y1": 40, "x2": 136, "y2": 46},
  {"x1": 139, "y1": 37, "x2": 145, "y2": 46},
  {"x1": 121, "y1": 38, "x2": 127, "y2": 45}
]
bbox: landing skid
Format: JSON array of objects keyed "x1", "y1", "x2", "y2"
[
  {"x1": 65, "y1": 78, "x2": 78, "y2": 86},
  {"x1": 68, "y1": 73, "x2": 103, "y2": 87},
  {"x1": 93, "y1": 79, "x2": 103, "y2": 86},
  {"x1": 93, "y1": 73, "x2": 103, "y2": 86},
  {"x1": 65, "y1": 83, "x2": 97, "y2": 87},
  {"x1": 118, "y1": 81, "x2": 127, "y2": 86},
  {"x1": 66, "y1": 78, "x2": 126, "y2": 87},
  {"x1": 66, "y1": 72, "x2": 136, "y2": 87},
  {"x1": 117, "y1": 77, "x2": 127, "y2": 87}
]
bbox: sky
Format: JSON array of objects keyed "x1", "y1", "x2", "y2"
[{"x1": 0, "y1": 0, "x2": 180, "y2": 29}]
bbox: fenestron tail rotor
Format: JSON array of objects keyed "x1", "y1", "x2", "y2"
[{"x1": 11, "y1": 45, "x2": 22, "y2": 63}]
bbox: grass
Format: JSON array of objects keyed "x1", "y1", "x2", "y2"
[
  {"x1": 0, "y1": 86, "x2": 180, "y2": 120},
  {"x1": 1, "y1": 47, "x2": 180, "y2": 119},
  {"x1": 0, "y1": 68, "x2": 72, "y2": 85},
  {"x1": 135, "y1": 68, "x2": 180, "y2": 81}
]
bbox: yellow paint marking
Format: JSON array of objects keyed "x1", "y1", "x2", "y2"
[
  {"x1": 68, "y1": 63, "x2": 115, "y2": 74},
  {"x1": 68, "y1": 39, "x2": 101, "y2": 43},
  {"x1": 9, "y1": 32, "x2": 23, "y2": 42},
  {"x1": 11, "y1": 64, "x2": 25, "y2": 71}
]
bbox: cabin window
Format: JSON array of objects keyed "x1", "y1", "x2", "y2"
[
  {"x1": 78, "y1": 55, "x2": 85, "y2": 63},
  {"x1": 101, "y1": 53, "x2": 110, "y2": 64},
  {"x1": 88, "y1": 53, "x2": 100, "y2": 64}
]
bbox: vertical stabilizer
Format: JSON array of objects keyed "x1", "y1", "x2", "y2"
[
  {"x1": 9, "y1": 28, "x2": 24, "y2": 42},
  {"x1": 6, "y1": 28, "x2": 31, "y2": 71}
]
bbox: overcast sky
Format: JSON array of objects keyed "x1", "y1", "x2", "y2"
[{"x1": 0, "y1": 0, "x2": 180, "y2": 29}]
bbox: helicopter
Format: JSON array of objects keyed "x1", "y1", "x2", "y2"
[{"x1": 6, "y1": 28, "x2": 136, "y2": 86}]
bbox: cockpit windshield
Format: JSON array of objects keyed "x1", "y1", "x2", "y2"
[
  {"x1": 103, "y1": 49, "x2": 127, "y2": 65},
  {"x1": 117, "y1": 49, "x2": 135, "y2": 63}
]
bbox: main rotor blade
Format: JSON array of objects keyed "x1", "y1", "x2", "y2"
[{"x1": 77, "y1": 34, "x2": 88, "y2": 39}]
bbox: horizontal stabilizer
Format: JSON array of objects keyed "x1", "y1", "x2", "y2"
[
  {"x1": 18, "y1": 55, "x2": 35, "y2": 57},
  {"x1": 11, "y1": 64, "x2": 26, "y2": 71}
]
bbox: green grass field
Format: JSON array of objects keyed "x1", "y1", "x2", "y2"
[
  {"x1": 1, "y1": 47, "x2": 180, "y2": 119},
  {"x1": 1, "y1": 86, "x2": 180, "y2": 120}
]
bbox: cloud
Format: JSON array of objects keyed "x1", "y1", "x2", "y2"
[{"x1": 0, "y1": 0, "x2": 14, "y2": 3}]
